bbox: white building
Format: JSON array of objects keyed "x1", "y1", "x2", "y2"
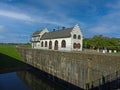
[{"x1": 31, "y1": 24, "x2": 83, "y2": 51}]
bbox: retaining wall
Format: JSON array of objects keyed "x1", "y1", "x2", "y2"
[{"x1": 17, "y1": 47, "x2": 120, "y2": 89}]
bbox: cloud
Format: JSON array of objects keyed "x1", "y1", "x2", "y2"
[
  {"x1": 0, "y1": 25, "x2": 8, "y2": 33},
  {"x1": 107, "y1": 0, "x2": 120, "y2": 9},
  {"x1": 89, "y1": 24, "x2": 117, "y2": 34},
  {"x1": 88, "y1": 14, "x2": 120, "y2": 37},
  {"x1": 0, "y1": 2, "x2": 75, "y2": 26},
  {"x1": 0, "y1": 25, "x2": 9, "y2": 42},
  {"x1": 0, "y1": 1, "x2": 89, "y2": 27},
  {"x1": 0, "y1": 31, "x2": 30, "y2": 43},
  {"x1": 86, "y1": 0, "x2": 120, "y2": 38},
  {"x1": 0, "y1": 10, "x2": 34, "y2": 22}
]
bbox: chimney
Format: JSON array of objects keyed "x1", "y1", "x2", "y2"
[
  {"x1": 53, "y1": 29, "x2": 56, "y2": 31},
  {"x1": 62, "y1": 26, "x2": 65, "y2": 30}
]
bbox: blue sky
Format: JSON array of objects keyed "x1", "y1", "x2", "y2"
[{"x1": 0, "y1": 0, "x2": 120, "y2": 43}]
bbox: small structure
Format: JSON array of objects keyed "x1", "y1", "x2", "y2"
[{"x1": 31, "y1": 24, "x2": 83, "y2": 51}]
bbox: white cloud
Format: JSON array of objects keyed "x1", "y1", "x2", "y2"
[
  {"x1": 89, "y1": 24, "x2": 117, "y2": 34},
  {"x1": 0, "y1": 10, "x2": 34, "y2": 22},
  {"x1": 88, "y1": 14, "x2": 120, "y2": 36},
  {"x1": 87, "y1": 1, "x2": 120, "y2": 37},
  {"x1": 0, "y1": 25, "x2": 8, "y2": 33},
  {"x1": 0, "y1": 1, "x2": 86, "y2": 27},
  {"x1": 0, "y1": 3, "x2": 72, "y2": 26}
]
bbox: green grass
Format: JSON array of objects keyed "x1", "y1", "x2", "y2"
[
  {"x1": 0, "y1": 44, "x2": 27, "y2": 72},
  {"x1": 0, "y1": 44, "x2": 23, "y2": 61}
]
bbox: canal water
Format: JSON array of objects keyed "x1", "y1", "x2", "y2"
[{"x1": 0, "y1": 69, "x2": 66, "y2": 90}]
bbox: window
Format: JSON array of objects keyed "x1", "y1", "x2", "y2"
[
  {"x1": 61, "y1": 40, "x2": 66, "y2": 48},
  {"x1": 73, "y1": 34, "x2": 76, "y2": 39},
  {"x1": 78, "y1": 35, "x2": 81, "y2": 39},
  {"x1": 73, "y1": 43, "x2": 76, "y2": 49},
  {"x1": 45, "y1": 41, "x2": 47, "y2": 47},
  {"x1": 49, "y1": 41, "x2": 52, "y2": 49},
  {"x1": 77, "y1": 43, "x2": 81, "y2": 49},
  {"x1": 41, "y1": 41, "x2": 43, "y2": 47},
  {"x1": 54, "y1": 40, "x2": 58, "y2": 50}
]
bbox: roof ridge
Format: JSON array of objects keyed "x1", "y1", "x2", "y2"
[
  {"x1": 50, "y1": 27, "x2": 74, "y2": 33},
  {"x1": 41, "y1": 27, "x2": 73, "y2": 40}
]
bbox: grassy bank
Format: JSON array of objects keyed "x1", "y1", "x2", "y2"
[
  {"x1": 0, "y1": 44, "x2": 23, "y2": 60},
  {"x1": 0, "y1": 44, "x2": 28, "y2": 72}
]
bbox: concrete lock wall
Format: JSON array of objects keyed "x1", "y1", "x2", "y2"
[{"x1": 17, "y1": 47, "x2": 120, "y2": 89}]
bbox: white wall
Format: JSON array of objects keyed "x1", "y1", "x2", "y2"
[
  {"x1": 32, "y1": 42, "x2": 40, "y2": 49},
  {"x1": 32, "y1": 25, "x2": 83, "y2": 51},
  {"x1": 38, "y1": 38, "x2": 72, "y2": 51},
  {"x1": 31, "y1": 28, "x2": 48, "y2": 48},
  {"x1": 39, "y1": 28, "x2": 48, "y2": 39},
  {"x1": 71, "y1": 24, "x2": 83, "y2": 51}
]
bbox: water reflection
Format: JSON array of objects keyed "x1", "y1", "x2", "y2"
[
  {"x1": 0, "y1": 70, "x2": 66, "y2": 90},
  {"x1": 0, "y1": 72, "x2": 29, "y2": 90},
  {"x1": 17, "y1": 70, "x2": 66, "y2": 90}
]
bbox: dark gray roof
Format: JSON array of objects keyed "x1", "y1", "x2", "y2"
[
  {"x1": 32, "y1": 30, "x2": 42, "y2": 36},
  {"x1": 41, "y1": 27, "x2": 73, "y2": 40}
]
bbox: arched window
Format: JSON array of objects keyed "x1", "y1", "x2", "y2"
[
  {"x1": 77, "y1": 43, "x2": 81, "y2": 49},
  {"x1": 54, "y1": 40, "x2": 58, "y2": 50},
  {"x1": 61, "y1": 40, "x2": 66, "y2": 48},
  {"x1": 78, "y1": 35, "x2": 81, "y2": 39},
  {"x1": 73, "y1": 34, "x2": 76, "y2": 39},
  {"x1": 45, "y1": 41, "x2": 47, "y2": 47},
  {"x1": 41, "y1": 41, "x2": 43, "y2": 47},
  {"x1": 73, "y1": 43, "x2": 76, "y2": 49},
  {"x1": 49, "y1": 41, "x2": 52, "y2": 49}
]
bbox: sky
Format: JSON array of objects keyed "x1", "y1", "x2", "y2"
[{"x1": 0, "y1": 0, "x2": 120, "y2": 43}]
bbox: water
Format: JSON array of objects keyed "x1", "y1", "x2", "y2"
[
  {"x1": 0, "y1": 72, "x2": 29, "y2": 90},
  {"x1": 0, "y1": 70, "x2": 66, "y2": 90}
]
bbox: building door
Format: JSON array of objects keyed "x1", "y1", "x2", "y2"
[
  {"x1": 54, "y1": 40, "x2": 58, "y2": 50},
  {"x1": 49, "y1": 41, "x2": 52, "y2": 49}
]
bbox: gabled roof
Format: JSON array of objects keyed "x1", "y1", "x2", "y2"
[
  {"x1": 41, "y1": 27, "x2": 73, "y2": 40},
  {"x1": 32, "y1": 30, "x2": 42, "y2": 36}
]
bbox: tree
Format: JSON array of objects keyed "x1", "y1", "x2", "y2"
[{"x1": 83, "y1": 35, "x2": 120, "y2": 51}]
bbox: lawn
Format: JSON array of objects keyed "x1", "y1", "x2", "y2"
[
  {"x1": 0, "y1": 44, "x2": 23, "y2": 60},
  {"x1": 0, "y1": 44, "x2": 28, "y2": 72}
]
